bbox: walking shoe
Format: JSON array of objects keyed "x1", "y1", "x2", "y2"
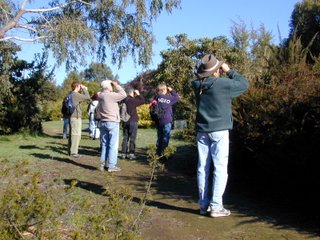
[
  {"x1": 210, "y1": 207, "x2": 231, "y2": 218},
  {"x1": 107, "y1": 166, "x2": 121, "y2": 172},
  {"x1": 119, "y1": 154, "x2": 126, "y2": 159},
  {"x1": 200, "y1": 206, "x2": 211, "y2": 215},
  {"x1": 99, "y1": 166, "x2": 105, "y2": 172},
  {"x1": 71, "y1": 154, "x2": 81, "y2": 158},
  {"x1": 128, "y1": 153, "x2": 137, "y2": 160}
]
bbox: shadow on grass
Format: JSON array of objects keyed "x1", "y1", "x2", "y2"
[
  {"x1": 41, "y1": 132, "x2": 65, "y2": 140},
  {"x1": 31, "y1": 153, "x2": 97, "y2": 171},
  {"x1": 19, "y1": 144, "x2": 39, "y2": 149},
  {"x1": 63, "y1": 178, "x2": 199, "y2": 216},
  {"x1": 64, "y1": 179, "x2": 106, "y2": 195}
]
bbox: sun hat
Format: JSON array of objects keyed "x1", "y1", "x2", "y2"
[
  {"x1": 196, "y1": 54, "x2": 223, "y2": 78},
  {"x1": 101, "y1": 80, "x2": 112, "y2": 89}
]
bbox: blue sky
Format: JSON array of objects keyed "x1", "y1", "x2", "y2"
[{"x1": 17, "y1": 0, "x2": 300, "y2": 85}]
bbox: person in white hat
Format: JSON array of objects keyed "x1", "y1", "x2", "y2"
[
  {"x1": 97, "y1": 79, "x2": 127, "y2": 172},
  {"x1": 192, "y1": 54, "x2": 249, "y2": 217}
]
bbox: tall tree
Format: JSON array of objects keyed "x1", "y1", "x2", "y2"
[
  {"x1": 0, "y1": 49, "x2": 56, "y2": 134},
  {"x1": 0, "y1": 0, "x2": 181, "y2": 69},
  {"x1": 80, "y1": 62, "x2": 115, "y2": 82},
  {"x1": 230, "y1": 19, "x2": 274, "y2": 83},
  {"x1": 288, "y1": 0, "x2": 320, "y2": 63}
]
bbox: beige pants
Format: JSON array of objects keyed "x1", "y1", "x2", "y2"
[{"x1": 68, "y1": 118, "x2": 82, "y2": 155}]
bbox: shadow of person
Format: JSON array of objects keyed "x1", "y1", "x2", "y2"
[
  {"x1": 31, "y1": 153, "x2": 97, "y2": 171},
  {"x1": 63, "y1": 179, "x2": 200, "y2": 216},
  {"x1": 64, "y1": 179, "x2": 106, "y2": 195}
]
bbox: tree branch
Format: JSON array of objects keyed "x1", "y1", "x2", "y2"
[
  {"x1": 0, "y1": 4, "x2": 26, "y2": 38},
  {"x1": 24, "y1": 0, "x2": 92, "y2": 13},
  {"x1": 16, "y1": 24, "x2": 37, "y2": 33},
  {"x1": 0, "y1": 36, "x2": 47, "y2": 42},
  {"x1": 0, "y1": 0, "x2": 91, "y2": 40}
]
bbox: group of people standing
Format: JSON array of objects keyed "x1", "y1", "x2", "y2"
[
  {"x1": 63, "y1": 79, "x2": 179, "y2": 173},
  {"x1": 61, "y1": 53, "x2": 249, "y2": 218}
]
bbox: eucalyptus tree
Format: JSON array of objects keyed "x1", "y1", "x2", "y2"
[
  {"x1": 80, "y1": 62, "x2": 115, "y2": 82},
  {"x1": 0, "y1": 0, "x2": 181, "y2": 133},
  {"x1": 0, "y1": 0, "x2": 181, "y2": 70}
]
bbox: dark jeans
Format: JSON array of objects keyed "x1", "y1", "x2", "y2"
[
  {"x1": 121, "y1": 121, "x2": 138, "y2": 154},
  {"x1": 63, "y1": 117, "x2": 69, "y2": 138},
  {"x1": 156, "y1": 122, "x2": 172, "y2": 156}
]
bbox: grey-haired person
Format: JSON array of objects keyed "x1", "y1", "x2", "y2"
[
  {"x1": 97, "y1": 80, "x2": 127, "y2": 172},
  {"x1": 192, "y1": 54, "x2": 249, "y2": 217}
]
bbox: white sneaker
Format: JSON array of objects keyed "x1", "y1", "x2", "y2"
[
  {"x1": 107, "y1": 166, "x2": 121, "y2": 172},
  {"x1": 128, "y1": 153, "x2": 136, "y2": 160},
  {"x1": 210, "y1": 207, "x2": 231, "y2": 218}
]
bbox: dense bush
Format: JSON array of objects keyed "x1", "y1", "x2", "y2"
[
  {"x1": 231, "y1": 59, "x2": 320, "y2": 188},
  {"x1": 0, "y1": 160, "x2": 144, "y2": 240}
]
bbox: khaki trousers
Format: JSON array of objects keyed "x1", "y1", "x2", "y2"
[{"x1": 68, "y1": 118, "x2": 82, "y2": 155}]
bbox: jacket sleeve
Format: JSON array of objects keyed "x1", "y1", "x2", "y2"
[
  {"x1": 78, "y1": 89, "x2": 91, "y2": 101},
  {"x1": 113, "y1": 85, "x2": 127, "y2": 101},
  {"x1": 168, "y1": 90, "x2": 180, "y2": 105},
  {"x1": 227, "y1": 70, "x2": 249, "y2": 97},
  {"x1": 135, "y1": 95, "x2": 145, "y2": 106}
]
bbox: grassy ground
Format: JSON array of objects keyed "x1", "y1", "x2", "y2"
[{"x1": 0, "y1": 120, "x2": 319, "y2": 240}]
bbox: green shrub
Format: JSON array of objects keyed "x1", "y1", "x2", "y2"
[
  {"x1": 137, "y1": 104, "x2": 154, "y2": 128},
  {"x1": 231, "y1": 61, "x2": 320, "y2": 187},
  {"x1": 0, "y1": 160, "x2": 144, "y2": 240}
]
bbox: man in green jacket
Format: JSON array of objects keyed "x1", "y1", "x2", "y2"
[
  {"x1": 192, "y1": 54, "x2": 249, "y2": 218},
  {"x1": 68, "y1": 80, "x2": 90, "y2": 158}
]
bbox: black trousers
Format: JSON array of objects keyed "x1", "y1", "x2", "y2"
[{"x1": 121, "y1": 121, "x2": 138, "y2": 154}]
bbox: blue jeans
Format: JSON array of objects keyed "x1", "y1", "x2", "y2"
[
  {"x1": 196, "y1": 130, "x2": 229, "y2": 210},
  {"x1": 99, "y1": 121, "x2": 120, "y2": 168},
  {"x1": 156, "y1": 122, "x2": 172, "y2": 155},
  {"x1": 63, "y1": 117, "x2": 69, "y2": 138}
]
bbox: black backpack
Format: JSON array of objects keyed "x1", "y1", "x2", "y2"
[
  {"x1": 61, "y1": 92, "x2": 74, "y2": 117},
  {"x1": 149, "y1": 101, "x2": 164, "y2": 123}
]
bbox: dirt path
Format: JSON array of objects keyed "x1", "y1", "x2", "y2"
[{"x1": 43, "y1": 124, "x2": 319, "y2": 240}]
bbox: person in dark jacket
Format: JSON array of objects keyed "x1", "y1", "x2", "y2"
[
  {"x1": 120, "y1": 88, "x2": 145, "y2": 159},
  {"x1": 154, "y1": 83, "x2": 179, "y2": 158},
  {"x1": 192, "y1": 54, "x2": 249, "y2": 218}
]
